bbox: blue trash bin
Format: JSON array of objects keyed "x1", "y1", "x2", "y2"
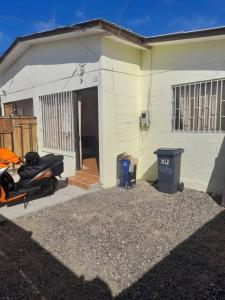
[{"x1": 117, "y1": 158, "x2": 136, "y2": 189}]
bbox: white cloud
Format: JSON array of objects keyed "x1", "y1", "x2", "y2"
[
  {"x1": 127, "y1": 15, "x2": 151, "y2": 27},
  {"x1": 75, "y1": 9, "x2": 86, "y2": 20},
  {"x1": 168, "y1": 16, "x2": 217, "y2": 31},
  {"x1": 34, "y1": 21, "x2": 54, "y2": 32}
]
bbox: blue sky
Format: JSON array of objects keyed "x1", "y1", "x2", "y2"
[{"x1": 0, "y1": 0, "x2": 225, "y2": 54}]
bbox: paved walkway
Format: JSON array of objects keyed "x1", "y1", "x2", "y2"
[{"x1": 0, "y1": 180, "x2": 88, "y2": 220}]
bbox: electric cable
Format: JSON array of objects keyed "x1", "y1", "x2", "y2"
[{"x1": 118, "y1": 0, "x2": 134, "y2": 24}]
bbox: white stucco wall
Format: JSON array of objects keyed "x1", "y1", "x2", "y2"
[
  {"x1": 99, "y1": 37, "x2": 141, "y2": 187},
  {"x1": 140, "y1": 39, "x2": 225, "y2": 194},
  {"x1": 0, "y1": 34, "x2": 102, "y2": 177}
]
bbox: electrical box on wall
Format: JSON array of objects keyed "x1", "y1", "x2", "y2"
[{"x1": 140, "y1": 111, "x2": 150, "y2": 129}]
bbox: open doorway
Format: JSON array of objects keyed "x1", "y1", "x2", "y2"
[{"x1": 76, "y1": 87, "x2": 99, "y2": 176}]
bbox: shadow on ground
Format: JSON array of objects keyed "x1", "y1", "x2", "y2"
[
  {"x1": 0, "y1": 216, "x2": 112, "y2": 300},
  {"x1": 56, "y1": 178, "x2": 68, "y2": 191},
  {"x1": 207, "y1": 137, "x2": 225, "y2": 196},
  {"x1": 116, "y1": 210, "x2": 225, "y2": 299},
  {"x1": 1, "y1": 210, "x2": 225, "y2": 299}
]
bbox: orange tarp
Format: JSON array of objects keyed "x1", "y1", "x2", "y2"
[{"x1": 0, "y1": 148, "x2": 20, "y2": 168}]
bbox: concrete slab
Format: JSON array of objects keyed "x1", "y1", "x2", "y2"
[{"x1": 0, "y1": 180, "x2": 88, "y2": 221}]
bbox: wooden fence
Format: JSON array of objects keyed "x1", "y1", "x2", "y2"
[{"x1": 0, "y1": 117, "x2": 37, "y2": 157}]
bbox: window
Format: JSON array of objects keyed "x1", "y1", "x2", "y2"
[
  {"x1": 39, "y1": 91, "x2": 75, "y2": 151},
  {"x1": 172, "y1": 79, "x2": 225, "y2": 131}
]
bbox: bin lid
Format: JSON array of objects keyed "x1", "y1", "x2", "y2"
[{"x1": 154, "y1": 148, "x2": 184, "y2": 156}]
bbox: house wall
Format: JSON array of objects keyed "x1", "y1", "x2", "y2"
[
  {"x1": 99, "y1": 37, "x2": 141, "y2": 187},
  {"x1": 1, "y1": 32, "x2": 225, "y2": 192},
  {"x1": 0, "y1": 33, "x2": 142, "y2": 186},
  {"x1": 0, "y1": 34, "x2": 101, "y2": 177},
  {"x1": 140, "y1": 39, "x2": 225, "y2": 194}
]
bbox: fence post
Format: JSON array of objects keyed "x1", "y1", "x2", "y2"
[
  {"x1": 20, "y1": 125, "x2": 24, "y2": 157},
  {"x1": 29, "y1": 118, "x2": 33, "y2": 151},
  {"x1": 10, "y1": 116, "x2": 15, "y2": 153}
]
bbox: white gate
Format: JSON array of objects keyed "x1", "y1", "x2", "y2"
[{"x1": 39, "y1": 91, "x2": 76, "y2": 152}]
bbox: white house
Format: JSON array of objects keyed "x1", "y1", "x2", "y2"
[{"x1": 1, "y1": 19, "x2": 225, "y2": 194}]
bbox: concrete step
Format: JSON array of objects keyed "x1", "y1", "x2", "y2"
[
  {"x1": 82, "y1": 158, "x2": 99, "y2": 175},
  {"x1": 68, "y1": 156, "x2": 100, "y2": 190},
  {"x1": 77, "y1": 169, "x2": 99, "y2": 179},
  {"x1": 68, "y1": 171, "x2": 100, "y2": 190}
]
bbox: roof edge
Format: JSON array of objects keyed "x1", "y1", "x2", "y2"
[
  {"x1": 2, "y1": 19, "x2": 225, "y2": 66},
  {"x1": 0, "y1": 19, "x2": 148, "y2": 65},
  {"x1": 145, "y1": 26, "x2": 225, "y2": 43}
]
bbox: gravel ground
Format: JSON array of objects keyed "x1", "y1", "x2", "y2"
[{"x1": 0, "y1": 180, "x2": 225, "y2": 299}]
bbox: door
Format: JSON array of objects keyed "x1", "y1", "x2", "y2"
[
  {"x1": 78, "y1": 95, "x2": 82, "y2": 168},
  {"x1": 75, "y1": 87, "x2": 99, "y2": 174},
  {"x1": 72, "y1": 88, "x2": 99, "y2": 173}
]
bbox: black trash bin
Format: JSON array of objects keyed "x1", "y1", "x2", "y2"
[{"x1": 154, "y1": 148, "x2": 184, "y2": 194}]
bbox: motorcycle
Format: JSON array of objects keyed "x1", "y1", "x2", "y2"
[{"x1": 0, "y1": 148, "x2": 64, "y2": 207}]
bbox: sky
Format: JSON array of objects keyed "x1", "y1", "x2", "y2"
[{"x1": 0, "y1": 0, "x2": 225, "y2": 54}]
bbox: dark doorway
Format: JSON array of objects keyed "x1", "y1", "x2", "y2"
[{"x1": 76, "y1": 87, "x2": 99, "y2": 176}]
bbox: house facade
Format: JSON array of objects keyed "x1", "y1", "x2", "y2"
[{"x1": 1, "y1": 19, "x2": 225, "y2": 194}]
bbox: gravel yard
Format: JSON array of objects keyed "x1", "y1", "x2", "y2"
[{"x1": 0, "y1": 180, "x2": 225, "y2": 299}]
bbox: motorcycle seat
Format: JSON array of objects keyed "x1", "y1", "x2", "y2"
[{"x1": 18, "y1": 154, "x2": 64, "y2": 179}]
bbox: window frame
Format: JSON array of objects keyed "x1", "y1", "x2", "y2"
[
  {"x1": 39, "y1": 91, "x2": 75, "y2": 152},
  {"x1": 172, "y1": 78, "x2": 225, "y2": 132}
]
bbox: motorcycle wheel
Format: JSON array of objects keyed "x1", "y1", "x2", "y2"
[
  {"x1": 49, "y1": 176, "x2": 58, "y2": 194},
  {"x1": 40, "y1": 177, "x2": 58, "y2": 196},
  {"x1": 23, "y1": 177, "x2": 59, "y2": 208}
]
